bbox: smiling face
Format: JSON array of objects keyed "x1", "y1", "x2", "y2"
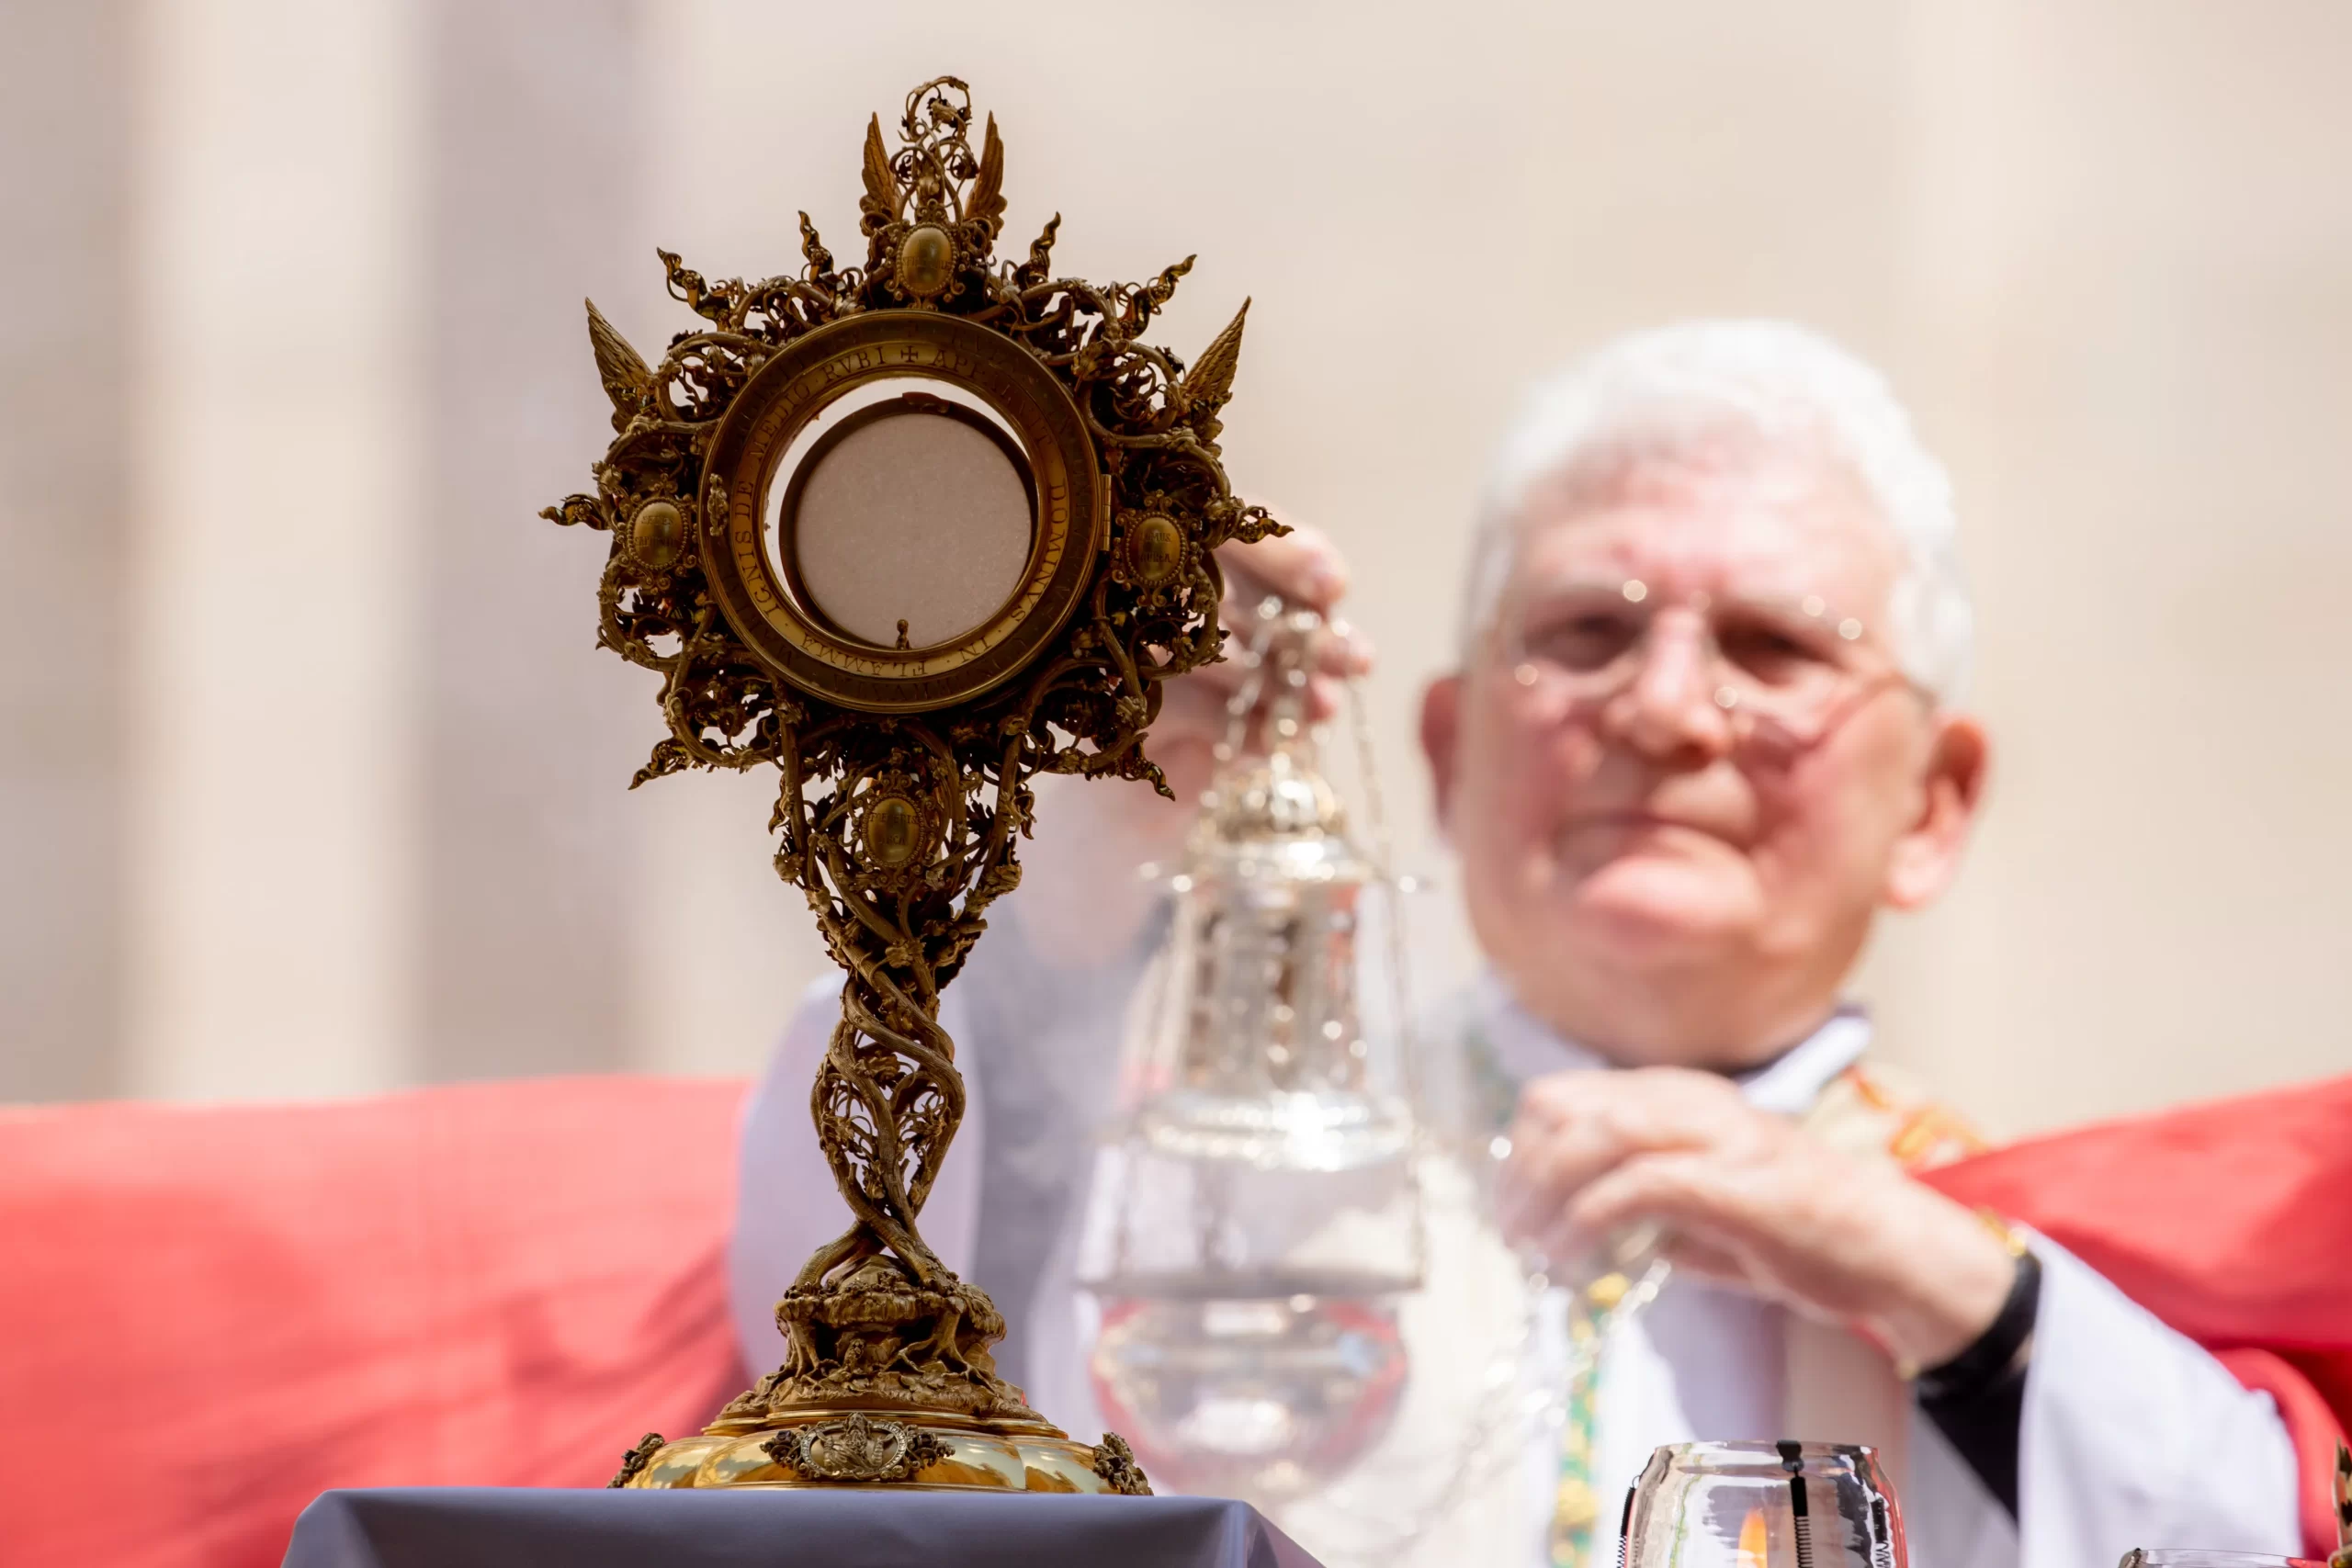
[{"x1": 1421, "y1": 437, "x2": 1988, "y2": 1067}]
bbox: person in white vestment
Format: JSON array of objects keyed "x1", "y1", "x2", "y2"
[{"x1": 730, "y1": 321, "x2": 2305, "y2": 1568}]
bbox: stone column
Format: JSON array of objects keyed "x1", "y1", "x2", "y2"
[
  {"x1": 126, "y1": 0, "x2": 423, "y2": 1100},
  {"x1": 414, "y1": 0, "x2": 650, "y2": 1080},
  {"x1": 0, "y1": 4, "x2": 134, "y2": 1101}
]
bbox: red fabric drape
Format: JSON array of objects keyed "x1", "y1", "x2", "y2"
[
  {"x1": 1924, "y1": 1073, "x2": 2352, "y2": 1557},
  {"x1": 6, "y1": 1070, "x2": 2344, "y2": 1565},
  {"x1": 0, "y1": 1077, "x2": 750, "y2": 1568}
]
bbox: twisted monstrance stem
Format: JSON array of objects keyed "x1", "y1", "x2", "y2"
[{"x1": 719, "y1": 711, "x2": 1039, "y2": 1427}]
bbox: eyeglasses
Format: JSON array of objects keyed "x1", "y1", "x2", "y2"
[{"x1": 1497, "y1": 577, "x2": 1923, "y2": 760}]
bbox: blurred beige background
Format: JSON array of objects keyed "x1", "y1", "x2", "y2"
[{"x1": 5, "y1": 0, "x2": 2346, "y2": 1136}]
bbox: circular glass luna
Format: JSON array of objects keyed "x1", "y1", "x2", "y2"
[
  {"x1": 779, "y1": 398, "x2": 1036, "y2": 651},
  {"x1": 700, "y1": 310, "x2": 1105, "y2": 713}
]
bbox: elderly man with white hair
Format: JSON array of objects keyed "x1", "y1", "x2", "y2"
[{"x1": 731, "y1": 321, "x2": 2305, "y2": 1568}]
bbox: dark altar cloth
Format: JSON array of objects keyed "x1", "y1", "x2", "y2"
[{"x1": 281, "y1": 1486, "x2": 1325, "y2": 1568}]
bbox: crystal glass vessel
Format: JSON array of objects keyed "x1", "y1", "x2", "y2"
[{"x1": 1623, "y1": 1441, "x2": 1907, "y2": 1568}]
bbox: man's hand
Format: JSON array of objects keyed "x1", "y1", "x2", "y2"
[
  {"x1": 1148, "y1": 524, "x2": 1374, "y2": 804},
  {"x1": 1498, "y1": 1066, "x2": 2018, "y2": 1371},
  {"x1": 1017, "y1": 520, "x2": 1373, "y2": 962}
]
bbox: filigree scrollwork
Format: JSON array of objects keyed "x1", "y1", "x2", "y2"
[
  {"x1": 763, "y1": 1416, "x2": 952, "y2": 1484},
  {"x1": 1090, "y1": 1433, "x2": 1153, "y2": 1495},
  {"x1": 607, "y1": 1432, "x2": 666, "y2": 1488},
  {"x1": 2330, "y1": 1439, "x2": 2350, "y2": 1568},
  {"x1": 861, "y1": 76, "x2": 1005, "y2": 308},
  {"x1": 545, "y1": 76, "x2": 1278, "y2": 1436}
]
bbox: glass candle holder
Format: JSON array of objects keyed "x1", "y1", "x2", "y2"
[
  {"x1": 1623, "y1": 1441, "x2": 1906, "y2": 1568},
  {"x1": 2120, "y1": 1553, "x2": 2330, "y2": 1568}
]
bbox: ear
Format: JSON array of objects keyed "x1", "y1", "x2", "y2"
[
  {"x1": 1419, "y1": 674, "x2": 1464, "y2": 834},
  {"x1": 1883, "y1": 711, "x2": 1990, "y2": 909}
]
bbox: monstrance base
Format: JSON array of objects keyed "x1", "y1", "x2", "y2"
[
  {"x1": 610, "y1": 1402, "x2": 1151, "y2": 1495},
  {"x1": 605, "y1": 1252, "x2": 1151, "y2": 1494}
]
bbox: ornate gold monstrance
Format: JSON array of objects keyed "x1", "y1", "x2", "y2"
[{"x1": 545, "y1": 78, "x2": 1276, "y2": 1494}]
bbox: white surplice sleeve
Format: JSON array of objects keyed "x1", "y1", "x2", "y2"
[
  {"x1": 2017, "y1": 1238, "x2": 2301, "y2": 1568},
  {"x1": 724, "y1": 976, "x2": 987, "y2": 1373},
  {"x1": 1906, "y1": 1236, "x2": 2301, "y2": 1568}
]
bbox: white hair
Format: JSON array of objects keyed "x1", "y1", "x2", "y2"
[{"x1": 1461, "y1": 319, "x2": 1973, "y2": 705}]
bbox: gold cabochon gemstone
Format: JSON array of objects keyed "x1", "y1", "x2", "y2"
[
  {"x1": 865, "y1": 795, "x2": 923, "y2": 867},
  {"x1": 1130, "y1": 513, "x2": 1184, "y2": 584},
  {"x1": 899, "y1": 224, "x2": 956, "y2": 297},
  {"x1": 629, "y1": 499, "x2": 684, "y2": 570}
]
